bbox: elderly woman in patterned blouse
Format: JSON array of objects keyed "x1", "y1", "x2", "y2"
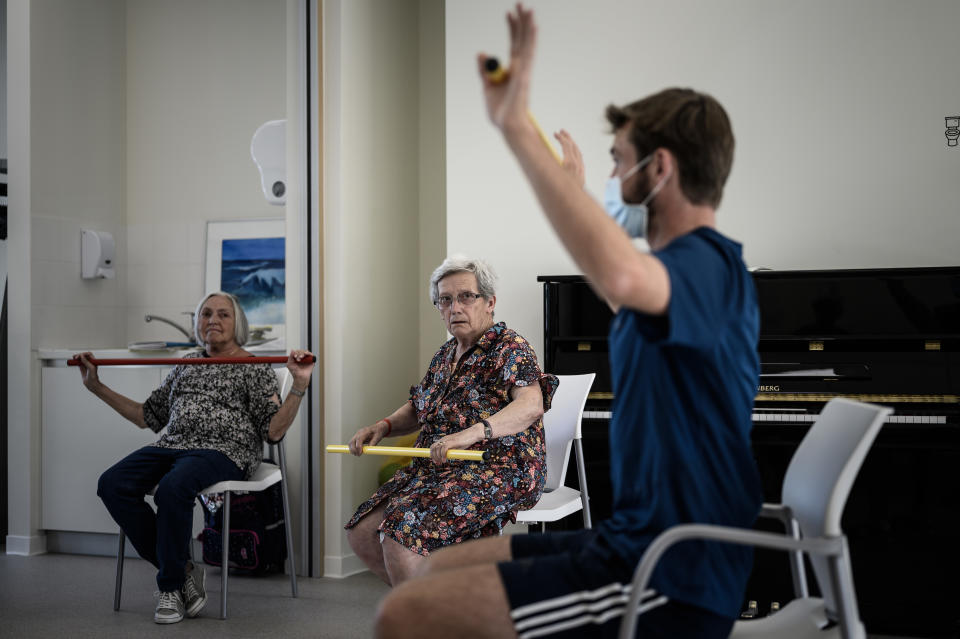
[
  {"x1": 75, "y1": 292, "x2": 314, "y2": 625},
  {"x1": 345, "y1": 256, "x2": 558, "y2": 585}
]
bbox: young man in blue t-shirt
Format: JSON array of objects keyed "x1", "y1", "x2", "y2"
[{"x1": 373, "y1": 6, "x2": 761, "y2": 638}]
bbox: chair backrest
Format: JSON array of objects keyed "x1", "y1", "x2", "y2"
[
  {"x1": 274, "y1": 367, "x2": 293, "y2": 400},
  {"x1": 261, "y1": 367, "x2": 293, "y2": 460},
  {"x1": 781, "y1": 397, "x2": 891, "y2": 612},
  {"x1": 541, "y1": 373, "x2": 595, "y2": 492}
]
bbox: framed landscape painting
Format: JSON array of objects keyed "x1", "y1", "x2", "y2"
[{"x1": 204, "y1": 219, "x2": 286, "y2": 351}]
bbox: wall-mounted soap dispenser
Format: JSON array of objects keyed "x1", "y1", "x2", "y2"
[{"x1": 81, "y1": 229, "x2": 116, "y2": 279}]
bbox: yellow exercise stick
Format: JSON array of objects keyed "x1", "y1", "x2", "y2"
[
  {"x1": 326, "y1": 444, "x2": 489, "y2": 462},
  {"x1": 483, "y1": 57, "x2": 562, "y2": 164}
]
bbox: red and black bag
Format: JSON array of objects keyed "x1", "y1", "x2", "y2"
[{"x1": 198, "y1": 480, "x2": 287, "y2": 575}]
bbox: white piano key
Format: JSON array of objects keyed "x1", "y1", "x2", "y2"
[
  {"x1": 583, "y1": 410, "x2": 612, "y2": 420},
  {"x1": 751, "y1": 412, "x2": 949, "y2": 426}
]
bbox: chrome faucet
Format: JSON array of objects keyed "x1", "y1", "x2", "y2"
[{"x1": 144, "y1": 313, "x2": 195, "y2": 342}]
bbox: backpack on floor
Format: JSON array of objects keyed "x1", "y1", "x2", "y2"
[{"x1": 198, "y1": 479, "x2": 287, "y2": 576}]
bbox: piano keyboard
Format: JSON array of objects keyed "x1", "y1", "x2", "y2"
[
  {"x1": 753, "y1": 413, "x2": 947, "y2": 424},
  {"x1": 583, "y1": 411, "x2": 612, "y2": 420},
  {"x1": 584, "y1": 410, "x2": 947, "y2": 425}
]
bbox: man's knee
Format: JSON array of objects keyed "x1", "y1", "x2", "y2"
[
  {"x1": 374, "y1": 585, "x2": 421, "y2": 639},
  {"x1": 423, "y1": 535, "x2": 512, "y2": 576},
  {"x1": 418, "y1": 546, "x2": 453, "y2": 576}
]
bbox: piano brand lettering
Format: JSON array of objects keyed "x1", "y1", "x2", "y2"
[{"x1": 757, "y1": 385, "x2": 780, "y2": 392}]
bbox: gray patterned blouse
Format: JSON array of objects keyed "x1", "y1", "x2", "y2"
[{"x1": 142, "y1": 352, "x2": 281, "y2": 478}]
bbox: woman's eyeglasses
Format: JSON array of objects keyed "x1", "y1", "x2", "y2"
[{"x1": 435, "y1": 292, "x2": 483, "y2": 309}]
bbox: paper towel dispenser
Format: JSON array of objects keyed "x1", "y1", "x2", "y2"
[
  {"x1": 81, "y1": 229, "x2": 116, "y2": 279},
  {"x1": 251, "y1": 119, "x2": 286, "y2": 206}
]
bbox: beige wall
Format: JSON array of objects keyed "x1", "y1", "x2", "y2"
[
  {"x1": 321, "y1": 0, "x2": 445, "y2": 577},
  {"x1": 418, "y1": 0, "x2": 447, "y2": 370}
]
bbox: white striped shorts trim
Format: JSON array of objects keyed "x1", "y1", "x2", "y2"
[{"x1": 511, "y1": 582, "x2": 668, "y2": 639}]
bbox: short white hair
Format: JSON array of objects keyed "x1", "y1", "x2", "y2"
[
  {"x1": 429, "y1": 255, "x2": 498, "y2": 305},
  {"x1": 193, "y1": 292, "x2": 250, "y2": 347}
]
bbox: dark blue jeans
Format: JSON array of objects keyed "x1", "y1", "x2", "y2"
[{"x1": 97, "y1": 446, "x2": 243, "y2": 592}]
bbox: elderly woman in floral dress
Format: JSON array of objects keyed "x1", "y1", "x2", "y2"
[{"x1": 345, "y1": 256, "x2": 558, "y2": 585}]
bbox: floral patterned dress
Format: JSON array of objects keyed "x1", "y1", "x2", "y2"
[{"x1": 345, "y1": 322, "x2": 558, "y2": 555}]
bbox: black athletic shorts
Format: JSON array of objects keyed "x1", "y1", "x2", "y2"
[{"x1": 496, "y1": 530, "x2": 734, "y2": 639}]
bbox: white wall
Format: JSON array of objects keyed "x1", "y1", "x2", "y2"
[
  {"x1": 6, "y1": 0, "x2": 126, "y2": 555},
  {"x1": 0, "y1": 0, "x2": 6, "y2": 162},
  {"x1": 1, "y1": 0, "x2": 6, "y2": 285},
  {"x1": 124, "y1": 0, "x2": 287, "y2": 345},
  {"x1": 6, "y1": 0, "x2": 295, "y2": 556},
  {"x1": 20, "y1": 0, "x2": 287, "y2": 352},
  {"x1": 446, "y1": 0, "x2": 960, "y2": 361},
  {"x1": 6, "y1": 0, "x2": 42, "y2": 555},
  {"x1": 29, "y1": 0, "x2": 126, "y2": 350}
]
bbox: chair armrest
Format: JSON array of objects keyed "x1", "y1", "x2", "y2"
[
  {"x1": 758, "y1": 503, "x2": 800, "y2": 533},
  {"x1": 617, "y1": 524, "x2": 843, "y2": 639},
  {"x1": 759, "y1": 502, "x2": 790, "y2": 520}
]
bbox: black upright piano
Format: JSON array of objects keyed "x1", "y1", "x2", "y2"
[{"x1": 538, "y1": 268, "x2": 960, "y2": 637}]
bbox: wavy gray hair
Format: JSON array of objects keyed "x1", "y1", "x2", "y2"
[
  {"x1": 429, "y1": 255, "x2": 498, "y2": 309},
  {"x1": 193, "y1": 291, "x2": 250, "y2": 347}
]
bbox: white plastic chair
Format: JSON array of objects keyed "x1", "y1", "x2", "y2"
[
  {"x1": 113, "y1": 367, "x2": 299, "y2": 619},
  {"x1": 516, "y1": 373, "x2": 596, "y2": 531},
  {"x1": 618, "y1": 397, "x2": 892, "y2": 639}
]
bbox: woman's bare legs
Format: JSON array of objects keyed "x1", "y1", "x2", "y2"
[
  {"x1": 347, "y1": 502, "x2": 429, "y2": 586},
  {"x1": 346, "y1": 502, "x2": 390, "y2": 584},
  {"x1": 382, "y1": 536, "x2": 428, "y2": 585}
]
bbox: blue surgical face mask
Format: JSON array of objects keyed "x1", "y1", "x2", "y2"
[{"x1": 603, "y1": 153, "x2": 668, "y2": 239}]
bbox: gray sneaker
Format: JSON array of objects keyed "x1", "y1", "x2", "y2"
[
  {"x1": 154, "y1": 589, "x2": 185, "y2": 624},
  {"x1": 182, "y1": 563, "x2": 207, "y2": 618}
]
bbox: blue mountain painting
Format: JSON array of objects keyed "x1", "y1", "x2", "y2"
[{"x1": 220, "y1": 237, "x2": 285, "y2": 325}]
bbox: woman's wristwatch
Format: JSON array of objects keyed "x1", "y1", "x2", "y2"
[
  {"x1": 289, "y1": 387, "x2": 306, "y2": 398},
  {"x1": 480, "y1": 418, "x2": 493, "y2": 439}
]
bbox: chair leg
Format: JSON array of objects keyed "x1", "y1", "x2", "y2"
[
  {"x1": 573, "y1": 439, "x2": 592, "y2": 529},
  {"x1": 220, "y1": 491, "x2": 231, "y2": 620},
  {"x1": 114, "y1": 530, "x2": 126, "y2": 611},
  {"x1": 830, "y1": 539, "x2": 861, "y2": 639},
  {"x1": 787, "y1": 517, "x2": 809, "y2": 598},
  {"x1": 277, "y1": 443, "x2": 298, "y2": 598}
]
